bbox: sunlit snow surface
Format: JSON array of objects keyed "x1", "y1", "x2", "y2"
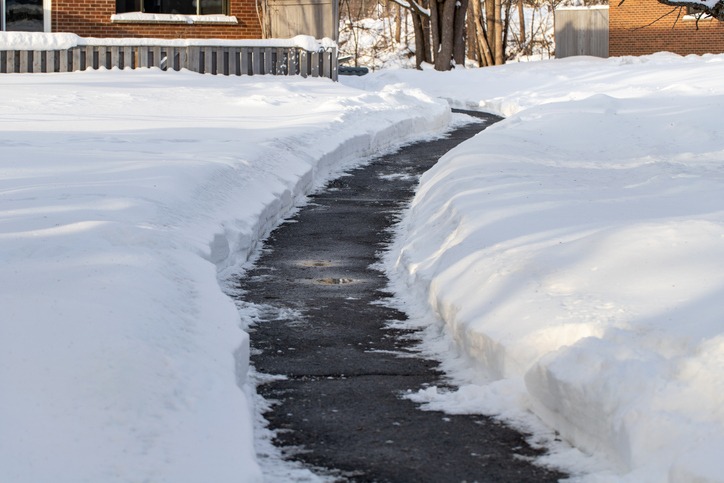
[
  {"x1": 346, "y1": 53, "x2": 724, "y2": 482},
  {"x1": 3, "y1": 49, "x2": 724, "y2": 483},
  {"x1": 0, "y1": 68, "x2": 449, "y2": 482}
]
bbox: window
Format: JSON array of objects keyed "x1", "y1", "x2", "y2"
[
  {"x1": 116, "y1": 0, "x2": 227, "y2": 15},
  {"x1": 2, "y1": 0, "x2": 44, "y2": 31}
]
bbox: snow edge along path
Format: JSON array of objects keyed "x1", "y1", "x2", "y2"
[
  {"x1": 212, "y1": 83, "x2": 453, "y2": 481},
  {"x1": 376, "y1": 56, "x2": 724, "y2": 483},
  {"x1": 0, "y1": 70, "x2": 450, "y2": 483}
]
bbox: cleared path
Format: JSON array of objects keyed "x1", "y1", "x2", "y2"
[{"x1": 235, "y1": 112, "x2": 566, "y2": 482}]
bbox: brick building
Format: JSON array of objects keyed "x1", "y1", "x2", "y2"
[
  {"x1": 0, "y1": 0, "x2": 262, "y2": 37},
  {"x1": 609, "y1": 0, "x2": 724, "y2": 56}
]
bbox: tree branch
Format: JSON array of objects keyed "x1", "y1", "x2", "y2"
[
  {"x1": 658, "y1": 0, "x2": 724, "y2": 20},
  {"x1": 390, "y1": 0, "x2": 430, "y2": 18},
  {"x1": 618, "y1": 0, "x2": 724, "y2": 20},
  {"x1": 630, "y1": 6, "x2": 678, "y2": 29}
]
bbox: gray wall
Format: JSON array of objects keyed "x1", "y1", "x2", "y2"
[
  {"x1": 268, "y1": 0, "x2": 339, "y2": 41},
  {"x1": 555, "y1": 6, "x2": 609, "y2": 58}
]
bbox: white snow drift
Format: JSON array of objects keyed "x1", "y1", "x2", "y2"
[
  {"x1": 2, "y1": 34, "x2": 724, "y2": 483},
  {"x1": 351, "y1": 53, "x2": 724, "y2": 482},
  {"x1": 0, "y1": 67, "x2": 448, "y2": 482}
]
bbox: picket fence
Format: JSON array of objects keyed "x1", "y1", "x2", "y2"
[{"x1": 0, "y1": 44, "x2": 338, "y2": 80}]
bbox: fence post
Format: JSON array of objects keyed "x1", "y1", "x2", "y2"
[
  {"x1": 152, "y1": 46, "x2": 162, "y2": 69},
  {"x1": 299, "y1": 50, "x2": 308, "y2": 78},
  {"x1": 240, "y1": 47, "x2": 249, "y2": 75},
  {"x1": 310, "y1": 51, "x2": 320, "y2": 77},
  {"x1": 138, "y1": 47, "x2": 149, "y2": 68},
  {"x1": 0, "y1": 43, "x2": 337, "y2": 79},
  {"x1": 229, "y1": 47, "x2": 240, "y2": 75},
  {"x1": 98, "y1": 46, "x2": 107, "y2": 69},
  {"x1": 71, "y1": 47, "x2": 81, "y2": 71},
  {"x1": 251, "y1": 48, "x2": 261, "y2": 75},
  {"x1": 216, "y1": 48, "x2": 226, "y2": 75},
  {"x1": 263, "y1": 47, "x2": 273, "y2": 75},
  {"x1": 177, "y1": 48, "x2": 183, "y2": 70}
]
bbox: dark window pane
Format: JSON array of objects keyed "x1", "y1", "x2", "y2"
[
  {"x1": 6, "y1": 0, "x2": 43, "y2": 31},
  {"x1": 142, "y1": 0, "x2": 161, "y2": 13},
  {"x1": 114, "y1": 0, "x2": 226, "y2": 15},
  {"x1": 116, "y1": 0, "x2": 142, "y2": 13},
  {"x1": 163, "y1": 0, "x2": 195, "y2": 14},
  {"x1": 200, "y1": 0, "x2": 225, "y2": 15}
]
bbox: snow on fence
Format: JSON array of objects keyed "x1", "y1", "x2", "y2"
[{"x1": 0, "y1": 44, "x2": 338, "y2": 80}]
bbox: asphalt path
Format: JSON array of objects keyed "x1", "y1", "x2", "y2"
[{"x1": 234, "y1": 111, "x2": 566, "y2": 482}]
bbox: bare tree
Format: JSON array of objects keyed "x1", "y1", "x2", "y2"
[
  {"x1": 658, "y1": 0, "x2": 724, "y2": 19},
  {"x1": 392, "y1": 0, "x2": 465, "y2": 70},
  {"x1": 466, "y1": 0, "x2": 506, "y2": 66},
  {"x1": 398, "y1": 0, "x2": 432, "y2": 67},
  {"x1": 385, "y1": 0, "x2": 555, "y2": 70}
]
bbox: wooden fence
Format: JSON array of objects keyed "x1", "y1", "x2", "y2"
[
  {"x1": 555, "y1": 6, "x2": 609, "y2": 58},
  {"x1": 0, "y1": 44, "x2": 338, "y2": 80}
]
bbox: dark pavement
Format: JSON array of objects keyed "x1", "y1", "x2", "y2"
[{"x1": 233, "y1": 111, "x2": 566, "y2": 482}]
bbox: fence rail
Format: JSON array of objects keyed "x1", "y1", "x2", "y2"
[{"x1": 0, "y1": 44, "x2": 338, "y2": 80}]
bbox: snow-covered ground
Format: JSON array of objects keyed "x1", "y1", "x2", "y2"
[
  {"x1": 346, "y1": 53, "x2": 724, "y2": 482},
  {"x1": 0, "y1": 65, "x2": 448, "y2": 482},
  {"x1": 2, "y1": 28, "x2": 724, "y2": 482}
]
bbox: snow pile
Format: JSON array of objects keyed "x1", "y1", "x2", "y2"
[
  {"x1": 0, "y1": 32, "x2": 336, "y2": 51},
  {"x1": 0, "y1": 31, "x2": 82, "y2": 50},
  {"x1": 0, "y1": 68, "x2": 449, "y2": 483},
  {"x1": 347, "y1": 52, "x2": 717, "y2": 116},
  {"x1": 352, "y1": 53, "x2": 724, "y2": 482}
]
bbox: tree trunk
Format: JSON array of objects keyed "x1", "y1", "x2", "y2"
[
  {"x1": 430, "y1": 0, "x2": 441, "y2": 65},
  {"x1": 494, "y1": 0, "x2": 504, "y2": 64},
  {"x1": 434, "y1": 0, "x2": 457, "y2": 70},
  {"x1": 453, "y1": 0, "x2": 469, "y2": 65},
  {"x1": 485, "y1": 0, "x2": 495, "y2": 44},
  {"x1": 395, "y1": 3, "x2": 402, "y2": 43},
  {"x1": 473, "y1": 0, "x2": 494, "y2": 66},
  {"x1": 466, "y1": 0, "x2": 478, "y2": 65},
  {"x1": 421, "y1": 0, "x2": 434, "y2": 63},
  {"x1": 518, "y1": 0, "x2": 525, "y2": 48},
  {"x1": 503, "y1": 0, "x2": 512, "y2": 59},
  {"x1": 412, "y1": 11, "x2": 426, "y2": 69}
]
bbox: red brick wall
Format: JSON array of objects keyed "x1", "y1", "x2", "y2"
[
  {"x1": 52, "y1": 0, "x2": 262, "y2": 38},
  {"x1": 610, "y1": 0, "x2": 724, "y2": 56}
]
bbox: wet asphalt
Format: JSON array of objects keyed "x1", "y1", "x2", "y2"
[{"x1": 233, "y1": 111, "x2": 566, "y2": 482}]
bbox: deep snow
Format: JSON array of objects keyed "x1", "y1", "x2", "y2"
[
  {"x1": 2, "y1": 31, "x2": 724, "y2": 482},
  {"x1": 0, "y1": 67, "x2": 448, "y2": 482},
  {"x1": 347, "y1": 53, "x2": 724, "y2": 482}
]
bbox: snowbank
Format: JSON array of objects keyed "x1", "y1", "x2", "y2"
[
  {"x1": 348, "y1": 52, "x2": 722, "y2": 116},
  {"x1": 0, "y1": 31, "x2": 336, "y2": 51},
  {"x1": 359, "y1": 54, "x2": 724, "y2": 481},
  {"x1": 0, "y1": 68, "x2": 449, "y2": 482}
]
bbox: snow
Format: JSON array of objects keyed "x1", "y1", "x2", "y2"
[
  {"x1": 0, "y1": 68, "x2": 449, "y2": 482},
  {"x1": 344, "y1": 53, "x2": 724, "y2": 482},
  {"x1": 3, "y1": 32, "x2": 724, "y2": 482},
  {"x1": 110, "y1": 12, "x2": 239, "y2": 24},
  {"x1": 0, "y1": 32, "x2": 336, "y2": 51}
]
